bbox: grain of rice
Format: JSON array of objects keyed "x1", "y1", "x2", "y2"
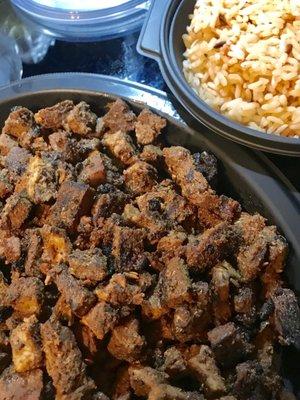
[{"x1": 183, "y1": 0, "x2": 300, "y2": 138}]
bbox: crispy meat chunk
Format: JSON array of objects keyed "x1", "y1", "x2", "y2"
[
  {"x1": 235, "y1": 213, "x2": 266, "y2": 245},
  {"x1": 234, "y1": 286, "x2": 256, "y2": 327},
  {"x1": 208, "y1": 322, "x2": 253, "y2": 367},
  {"x1": 78, "y1": 137, "x2": 101, "y2": 155},
  {"x1": 271, "y1": 288, "x2": 300, "y2": 347},
  {"x1": 112, "y1": 225, "x2": 147, "y2": 272},
  {"x1": 48, "y1": 130, "x2": 80, "y2": 163},
  {"x1": 5, "y1": 146, "x2": 31, "y2": 178},
  {"x1": 163, "y1": 146, "x2": 210, "y2": 206},
  {"x1": 102, "y1": 131, "x2": 138, "y2": 166},
  {"x1": 233, "y1": 361, "x2": 265, "y2": 400},
  {"x1": 129, "y1": 367, "x2": 168, "y2": 396},
  {"x1": 142, "y1": 257, "x2": 192, "y2": 321},
  {"x1": 108, "y1": 318, "x2": 145, "y2": 362},
  {"x1": 137, "y1": 180, "x2": 196, "y2": 228},
  {"x1": 0, "y1": 169, "x2": 14, "y2": 199},
  {"x1": 2, "y1": 107, "x2": 35, "y2": 140},
  {"x1": 92, "y1": 185, "x2": 129, "y2": 221},
  {"x1": 161, "y1": 347, "x2": 187, "y2": 377},
  {"x1": 10, "y1": 315, "x2": 43, "y2": 372},
  {"x1": 237, "y1": 226, "x2": 288, "y2": 284},
  {"x1": 135, "y1": 109, "x2": 166, "y2": 145},
  {"x1": 193, "y1": 151, "x2": 218, "y2": 186},
  {"x1": 90, "y1": 213, "x2": 123, "y2": 249},
  {"x1": 0, "y1": 191, "x2": 32, "y2": 230},
  {"x1": 81, "y1": 302, "x2": 123, "y2": 340},
  {"x1": 41, "y1": 318, "x2": 95, "y2": 398},
  {"x1": 34, "y1": 100, "x2": 74, "y2": 129},
  {"x1": 100, "y1": 153, "x2": 124, "y2": 186},
  {"x1": 186, "y1": 222, "x2": 239, "y2": 270},
  {"x1": 51, "y1": 264, "x2": 97, "y2": 317},
  {"x1": 0, "y1": 232, "x2": 21, "y2": 264},
  {"x1": 170, "y1": 305, "x2": 211, "y2": 343},
  {"x1": 124, "y1": 161, "x2": 157, "y2": 195},
  {"x1": 124, "y1": 180, "x2": 195, "y2": 241},
  {"x1": 140, "y1": 145, "x2": 163, "y2": 166},
  {"x1": 48, "y1": 181, "x2": 94, "y2": 232},
  {"x1": 68, "y1": 248, "x2": 108, "y2": 285},
  {"x1": 40, "y1": 225, "x2": 71, "y2": 273},
  {"x1": 103, "y1": 99, "x2": 136, "y2": 134},
  {"x1": 211, "y1": 263, "x2": 232, "y2": 325},
  {"x1": 142, "y1": 280, "x2": 168, "y2": 321},
  {"x1": 197, "y1": 192, "x2": 241, "y2": 228},
  {"x1": 78, "y1": 150, "x2": 106, "y2": 187},
  {"x1": 64, "y1": 101, "x2": 97, "y2": 135},
  {"x1": 157, "y1": 231, "x2": 187, "y2": 263},
  {"x1": 53, "y1": 295, "x2": 74, "y2": 326},
  {"x1": 148, "y1": 385, "x2": 204, "y2": 400},
  {"x1": 24, "y1": 229, "x2": 43, "y2": 278},
  {"x1": 129, "y1": 367, "x2": 202, "y2": 400},
  {"x1": 162, "y1": 257, "x2": 191, "y2": 307},
  {"x1": 5, "y1": 276, "x2": 44, "y2": 317},
  {"x1": 96, "y1": 272, "x2": 153, "y2": 306},
  {"x1": 0, "y1": 133, "x2": 18, "y2": 156},
  {"x1": 187, "y1": 345, "x2": 226, "y2": 397},
  {"x1": 24, "y1": 154, "x2": 64, "y2": 204},
  {"x1": 0, "y1": 367, "x2": 43, "y2": 400}
]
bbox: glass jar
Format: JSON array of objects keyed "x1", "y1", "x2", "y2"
[{"x1": 10, "y1": 0, "x2": 151, "y2": 41}]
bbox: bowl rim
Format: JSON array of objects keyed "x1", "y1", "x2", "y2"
[{"x1": 158, "y1": 0, "x2": 300, "y2": 156}]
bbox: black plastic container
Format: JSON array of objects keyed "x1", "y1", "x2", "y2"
[
  {"x1": 137, "y1": 0, "x2": 300, "y2": 156},
  {"x1": 0, "y1": 73, "x2": 299, "y2": 391}
]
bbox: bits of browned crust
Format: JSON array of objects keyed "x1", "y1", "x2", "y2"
[
  {"x1": 135, "y1": 109, "x2": 166, "y2": 145},
  {"x1": 48, "y1": 180, "x2": 94, "y2": 232},
  {"x1": 0, "y1": 367, "x2": 44, "y2": 400},
  {"x1": 10, "y1": 315, "x2": 43, "y2": 373},
  {"x1": 0, "y1": 99, "x2": 298, "y2": 399},
  {"x1": 102, "y1": 99, "x2": 136, "y2": 134},
  {"x1": 41, "y1": 318, "x2": 95, "y2": 398}
]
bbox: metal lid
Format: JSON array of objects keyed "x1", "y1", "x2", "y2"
[{"x1": 10, "y1": 0, "x2": 151, "y2": 41}]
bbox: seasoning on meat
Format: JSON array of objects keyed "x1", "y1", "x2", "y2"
[
  {"x1": 0, "y1": 367, "x2": 43, "y2": 400},
  {"x1": 2, "y1": 107, "x2": 35, "y2": 140},
  {"x1": 41, "y1": 318, "x2": 95, "y2": 398},
  {"x1": 50, "y1": 264, "x2": 97, "y2": 317},
  {"x1": 34, "y1": 100, "x2": 74, "y2": 129},
  {"x1": 124, "y1": 161, "x2": 157, "y2": 195},
  {"x1": 102, "y1": 98, "x2": 136, "y2": 134},
  {"x1": 64, "y1": 101, "x2": 97, "y2": 135},
  {"x1": 68, "y1": 247, "x2": 108, "y2": 285},
  {"x1": 10, "y1": 315, "x2": 43, "y2": 372},
  {"x1": 135, "y1": 109, "x2": 166, "y2": 145},
  {"x1": 5, "y1": 276, "x2": 44, "y2": 318},
  {"x1": 102, "y1": 131, "x2": 138, "y2": 166},
  {"x1": 0, "y1": 98, "x2": 297, "y2": 399},
  {"x1": 78, "y1": 150, "x2": 106, "y2": 187},
  {"x1": 48, "y1": 180, "x2": 94, "y2": 232},
  {"x1": 107, "y1": 318, "x2": 146, "y2": 363},
  {"x1": 0, "y1": 133, "x2": 18, "y2": 156}
]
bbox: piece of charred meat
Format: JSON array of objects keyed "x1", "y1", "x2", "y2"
[{"x1": 0, "y1": 99, "x2": 297, "y2": 399}]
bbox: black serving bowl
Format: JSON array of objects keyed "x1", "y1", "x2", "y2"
[
  {"x1": 137, "y1": 0, "x2": 300, "y2": 156},
  {"x1": 0, "y1": 73, "x2": 299, "y2": 391}
]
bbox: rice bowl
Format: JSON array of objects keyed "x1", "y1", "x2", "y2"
[{"x1": 183, "y1": 0, "x2": 300, "y2": 138}]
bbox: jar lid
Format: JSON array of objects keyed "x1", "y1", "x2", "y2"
[{"x1": 11, "y1": 0, "x2": 151, "y2": 41}]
